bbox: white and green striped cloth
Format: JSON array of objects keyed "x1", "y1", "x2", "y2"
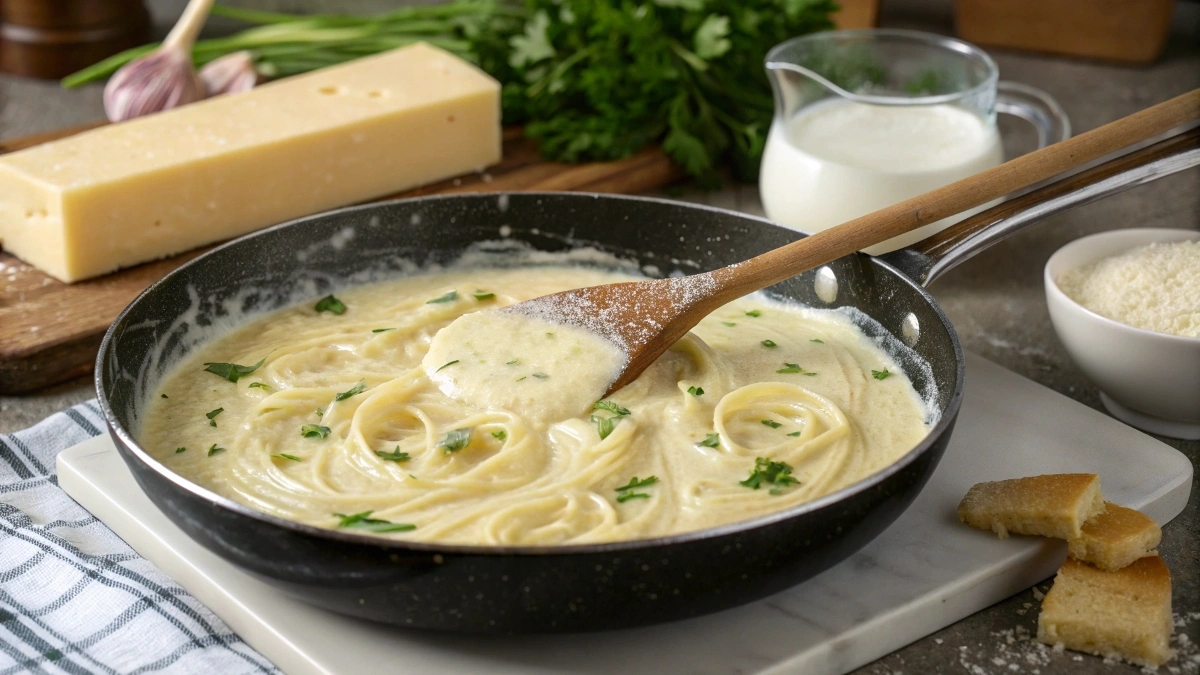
[{"x1": 0, "y1": 402, "x2": 278, "y2": 674}]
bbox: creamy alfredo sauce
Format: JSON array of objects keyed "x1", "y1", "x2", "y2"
[{"x1": 139, "y1": 267, "x2": 933, "y2": 545}]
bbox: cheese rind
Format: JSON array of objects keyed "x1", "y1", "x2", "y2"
[{"x1": 0, "y1": 43, "x2": 501, "y2": 282}]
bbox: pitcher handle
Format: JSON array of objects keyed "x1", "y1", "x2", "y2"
[{"x1": 996, "y1": 81, "x2": 1072, "y2": 147}]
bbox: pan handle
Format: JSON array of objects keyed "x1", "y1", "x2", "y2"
[{"x1": 878, "y1": 127, "x2": 1200, "y2": 287}]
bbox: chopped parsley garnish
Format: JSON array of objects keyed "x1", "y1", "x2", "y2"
[
  {"x1": 273, "y1": 453, "x2": 302, "y2": 462},
  {"x1": 687, "y1": 385, "x2": 705, "y2": 396},
  {"x1": 516, "y1": 376, "x2": 527, "y2": 381},
  {"x1": 740, "y1": 457, "x2": 799, "y2": 491},
  {"x1": 375, "y1": 447, "x2": 410, "y2": 462},
  {"x1": 787, "y1": 431, "x2": 801, "y2": 437},
  {"x1": 436, "y1": 360, "x2": 459, "y2": 372},
  {"x1": 492, "y1": 430, "x2": 507, "y2": 441},
  {"x1": 594, "y1": 400, "x2": 631, "y2": 416},
  {"x1": 506, "y1": 359, "x2": 519, "y2": 365},
  {"x1": 805, "y1": 372, "x2": 818, "y2": 376},
  {"x1": 776, "y1": 363, "x2": 803, "y2": 374},
  {"x1": 203, "y1": 357, "x2": 265, "y2": 383},
  {"x1": 206, "y1": 408, "x2": 223, "y2": 426},
  {"x1": 473, "y1": 291, "x2": 495, "y2": 301},
  {"x1": 531, "y1": 373, "x2": 549, "y2": 379},
  {"x1": 207, "y1": 444, "x2": 225, "y2": 457},
  {"x1": 161, "y1": 394, "x2": 168, "y2": 399},
  {"x1": 175, "y1": 447, "x2": 186, "y2": 454},
  {"x1": 333, "y1": 511, "x2": 416, "y2": 533},
  {"x1": 697, "y1": 432, "x2": 721, "y2": 448},
  {"x1": 301, "y1": 424, "x2": 331, "y2": 439},
  {"x1": 872, "y1": 369, "x2": 891, "y2": 380},
  {"x1": 248, "y1": 382, "x2": 272, "y2": 391},
  {"x1": 761, "y1": 340, "x2": 778, "y2": 348},
  {"x1": 334, "y1": 379, "x2": 366, "y2": 401},
  {"x1": 722, "y1": 321, "x2": 737, "y2": 327},
  {"x1": 426, "y1": 290, "x2": 458, "y2": 304},
  {"x1": 590, "y1": 414, "x2": 620, "y2": 440},
  {"x1": 439, "y1": 427, "x2": 472, "y2": 453},
  {"x1": 372, "y1": 327, "x2": 396, "y2": 333},
  {"x1": 314, "y1": 295, "x2": 346, "y2": 314},
  {"x1": 615, "y1": 476, "x2": 658, "y2": 502},
  {"x1": 810, "y1": 338, "x2": 824, "y2": 344},
  {"x1": 745, "y1": 309, "x2": 762, "y2": 317},
  {"x1": 761, "y1": 419, "x2": 782, "y2": 429},
  {"x1": 315, "y1": 407, "x2": 324, "y2": 417}
]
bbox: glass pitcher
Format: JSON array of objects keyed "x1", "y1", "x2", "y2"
[{"x1": 760, "y1": 29, "x2": 1070, "y2": 254}]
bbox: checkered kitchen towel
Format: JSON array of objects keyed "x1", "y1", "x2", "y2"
[{"x1": 0, "y1": 401, "x2": 279, "y2": 674}]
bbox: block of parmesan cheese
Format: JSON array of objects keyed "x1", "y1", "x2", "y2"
[
  {"x1": 0, "y1": 43, "x2": 500, "y2": 282},
  {"x1": 957, "y1": 473, "x2": 1104, "y2": 540}
]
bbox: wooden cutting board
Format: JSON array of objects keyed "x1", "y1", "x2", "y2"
[{"x1": 0, "y1": 124, "x2": 683, "y2": 394}]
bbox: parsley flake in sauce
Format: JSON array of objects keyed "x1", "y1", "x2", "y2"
[
  {"x1": 697, "y1": 433, "x2": 721, "y2": 448},
  {"x1": 593, "y1": 400, "x2": 631, "y2": 416},
  {"x1": 203, "y1": 357, "x2": 265, "y2": 383},
  {"x1": 872, "y1": 369, "x2": 891, "y2": 380},
  {"x1": 687, "y1": 386, "x2": 704, "y2": 396},
  {"x1": 787, "y1": 431, "x2": 801, "y2": 437},
  {"x1": 590, "y1": 415, "x2": 620, "y2": 440},
  {"x1": 436, "y1": 360, "x2": 459, "y2": 372},
  {"x1": 372, "y1": 328, "x2": 396, "y2": 333},
  {"x1": 248, "y1": 382, "x2": 272, "y2": 391},
  {"x1": 439, "y1": 428, "x2": 472, "y2": 453},
  {"x1": 761, "y1": 419, "x2": 782, "y2": 429},
  {"x1": 810, "y1": 338, "x2": 824, "y2": 344},
  {"x1": 615, "y1": 476, "x2": 658, "y2": 503},
  {"x1": 376, "y1": 447, "x2": 410, "y2": 462},
  {"x1": 426, "y1": 290, "x2": 458, "y2": 304},
  {"x1": 334, "y1": 379, "x2": 366, "y2": 401},
  {"x1": 776, "y1": 363, "x2": 803, "y2": 374},
  {"x1": 273, "y1": 453, "x2": 302, "y2": 462},
  {"x1": 761, "y1": 340, "x2": 778, "y2": 348},
  {"x1": 745, "y1": 310, "x2": 762, "y2": 317},
  {"x1": 205, "y1": 408, "x2": 223, "y2": 426},
  {"x1": 740, "y1": 457, "x2": 799, "y2": 491},
  {"x1": 505, "y1": 359, "x2": 519, "y2": 365},
  {"x1": 473, "y1": 291, "x2": 495, "y2": 301},
  {"x1": 531, "y1": 373, "x2": 549, "y2": 379},
  {"x1": 492, "y1": 430, "x2": 507, "y2": 441},
  {"x1": 175, "y1": 447, "x2": 186, "y2": 454},
  {"x1": 301, "y1": 424, "x2": 331, "y2": 439},
  {"x1": 161, "y1": 394, "x2": 168, "y2": 399},
  {"x1": 314, "y1": 295, "x2": 346, "y2": 314},
  {"x1": 333, "y1": 511, "x2": 416, "y2": 533},
  {"x1": 207, "y1": 444, "x2": 225, "y2": 457}
]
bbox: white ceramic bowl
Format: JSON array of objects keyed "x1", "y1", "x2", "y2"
[{"x1": 1045, "y1": 228, "x2": 1200, "y2": 440}]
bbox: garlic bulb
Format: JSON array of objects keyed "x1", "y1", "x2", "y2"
[
  {"x1": 199, "y1": 51, "x2": 260, "y2": 97},
  {"x1": 103, "y1": 50, "x2": 205, "y2": 122},
  {"x1": 102, "y1": 0, "x2": 215, "y2": 122}
]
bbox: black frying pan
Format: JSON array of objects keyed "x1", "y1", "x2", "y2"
[{"x1": 95, "y1": 131, "x2": 1198, "y2": 633}]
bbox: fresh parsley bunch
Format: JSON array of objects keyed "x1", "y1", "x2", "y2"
[{"x1": 478, "y1": 0, "x2": 836, "y2": 182}]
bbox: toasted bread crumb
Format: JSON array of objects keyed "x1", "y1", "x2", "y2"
[
  {"x1": 1037, "y1": 556, "x2": 1174, "y2": 667},
  {"x1": 1068, "y1": 502, "x2": 1161, "y2": 571},
  {"x1": 958, "y1": 474, "x2": 1104, "y2": 540}
]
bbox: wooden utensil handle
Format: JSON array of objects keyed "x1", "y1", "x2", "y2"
[{"x1": 712, "y1": 88, "x2": 1200, "y2": 298}]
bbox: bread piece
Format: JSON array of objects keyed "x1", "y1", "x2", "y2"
[
  {"x1": 1068, "y1": 502, "x2": 1161, "y2": 571},
  {"x1": 1037, "y1": 556, "x2": 1174, "y2": 667},
  {"x1": 957, "y1": 474, "x2": 1104, "y2": 540}
]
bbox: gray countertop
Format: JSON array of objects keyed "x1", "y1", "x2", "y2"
[{"x1": 1, "y1": 1, "x2": 1198, "y2": 673}]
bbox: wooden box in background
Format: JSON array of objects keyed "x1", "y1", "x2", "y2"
[
  {"x1": 955, "y1": 0, "x2": 1175, "y2": 64},
  {"x1": 833, "y1": 0, "x2": 882, "y2": 29}
]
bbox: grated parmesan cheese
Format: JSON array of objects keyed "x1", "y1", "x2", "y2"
[{"x1": 1056, "y1": 240, "x2": 1200, "y2": 338}]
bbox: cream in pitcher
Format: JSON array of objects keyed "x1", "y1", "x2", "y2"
[{"x1": 759, "y1": 30, "x2": 1068, "y2": 254}]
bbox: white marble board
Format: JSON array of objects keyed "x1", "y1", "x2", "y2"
[{"x1": 58, "y1": 353, "x2": 1192, "y2": 675}]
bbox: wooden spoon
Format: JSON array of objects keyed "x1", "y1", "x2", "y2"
[{"x1": 508, "y1": 89, "x2": 1200, "y2": 395}]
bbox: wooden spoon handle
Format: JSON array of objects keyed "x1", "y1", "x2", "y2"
[{"x1": 711, "y1": 89, "x2": 1200, "y2": 298}]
